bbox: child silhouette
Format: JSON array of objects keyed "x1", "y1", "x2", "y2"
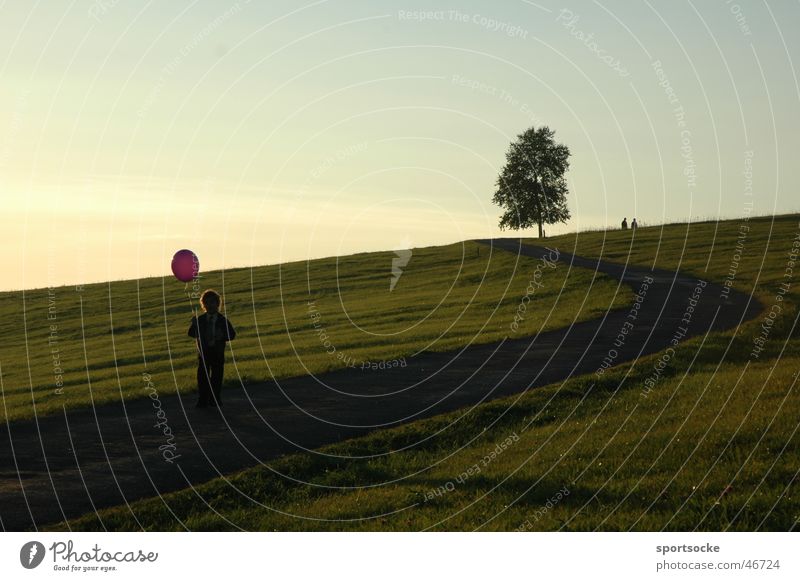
[{"x1": 188, "y1": 289, "x2": 236, "y2": 408}]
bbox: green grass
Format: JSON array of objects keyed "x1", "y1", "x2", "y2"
[
  {"x1": 0, "y1": 240, "x2": 626, "y2": 422},
  {"x1": 52, "y1": 214, "x2": 800, "y2": 531}
]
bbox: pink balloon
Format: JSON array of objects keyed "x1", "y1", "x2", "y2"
[{"x1": 171, "y1": 249, "x2": 199, "y2": 282}]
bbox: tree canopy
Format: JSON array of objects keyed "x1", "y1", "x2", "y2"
[{"x1": 492, "y1": 126, "x2": 571, "y2": 237}]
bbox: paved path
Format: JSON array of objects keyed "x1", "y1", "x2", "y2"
[{"x1": 0, "y1": 239, "x2": 761, "y2": 530}]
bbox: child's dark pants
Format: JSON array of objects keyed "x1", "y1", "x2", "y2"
[{"x1": 197, "y1": 346, "x2": 225, "y2": 405}]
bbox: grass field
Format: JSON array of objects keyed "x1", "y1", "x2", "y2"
[
  {"x1": 0, "y1": 241, "x2": 627, "y2": 423},
  {"x1": 52, "y1": 214, "x2": 800, "y2": 531}
]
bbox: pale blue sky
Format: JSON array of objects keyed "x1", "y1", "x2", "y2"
[{"x1": 1, "y1": 0, "x2": 798, "y2": 289}]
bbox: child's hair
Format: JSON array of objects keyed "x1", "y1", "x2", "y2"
[{"x1": 199, "y1": 289, "x2": 222, "y2": 311}]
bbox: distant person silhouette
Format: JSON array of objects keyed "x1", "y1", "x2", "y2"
[
  {"x1": 188, "y1": 289, "x2": 236, "y2": 408},
  {"x1": 631, "y1": 218, "x2": 638, "y2": 230},
  {"x1": 621, "y1": 217, "x2": 628, "y2": 230}
]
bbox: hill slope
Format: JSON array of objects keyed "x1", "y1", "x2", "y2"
[
  {"x1": 53, "y1": 214, "x2": 799, "y2": 531},
  {"x1": 0, "y1": 240, "x2": 626, "y2": 423}
]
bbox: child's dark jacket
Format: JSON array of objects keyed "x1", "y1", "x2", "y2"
[{"x1": 188, "y1": 313, "x2": 236, "y2": 353}]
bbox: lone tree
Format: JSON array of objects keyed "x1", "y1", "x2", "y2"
[{"x1": 492, "y1": 126, "x2": 571, "y2": 238}]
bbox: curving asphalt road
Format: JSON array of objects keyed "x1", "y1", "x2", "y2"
[{"x1": 0, "y1": 239, "x2": 761, "y2": 530}]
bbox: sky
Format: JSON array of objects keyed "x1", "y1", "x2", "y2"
[{"x1": 1, "y1": 0, "x2": 798, "y2": 290}]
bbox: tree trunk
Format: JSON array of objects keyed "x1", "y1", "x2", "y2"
[{"x1": 535, "y1": 178, "x2": 545, "y2": 239}]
